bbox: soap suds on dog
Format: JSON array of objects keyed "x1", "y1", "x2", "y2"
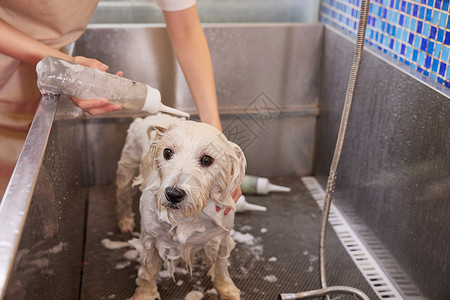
[{"x1": 159, "y1": 267, "x2": 189, "y2": 278}]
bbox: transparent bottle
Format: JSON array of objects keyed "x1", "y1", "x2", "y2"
[{"x1": 36, "y1": 56, "x2": 189, "y2": 118}]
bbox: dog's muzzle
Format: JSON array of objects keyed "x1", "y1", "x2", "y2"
[{"x1": 165, "y1": 186, "x2": 186, "y2": 205}]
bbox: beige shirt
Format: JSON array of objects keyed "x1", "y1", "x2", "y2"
[
  {"x1": 0, "y1": 0, "x2": 196, "y2": 129},
  {"x1": 0, "y1": 0, "x2": 100, "y2": 129}
]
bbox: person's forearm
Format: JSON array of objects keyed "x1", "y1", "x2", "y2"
[
  {"x1": 0, "y1": 18, "x2": 72, "y2": 65},
  {"x1": 0, "y1": 18, "x2": 121, "y2": 115},
  {"x1": 162, "y1": 6, "x2": 222, "y2": 131}
]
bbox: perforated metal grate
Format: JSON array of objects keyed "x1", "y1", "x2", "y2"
[{"x1": 80, "y1": 177, "x2": 379, "y2": 300}]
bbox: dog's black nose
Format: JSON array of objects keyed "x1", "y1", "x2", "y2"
[{"x1": 165, "y1": 187, "x2": 186, "y2": 204}]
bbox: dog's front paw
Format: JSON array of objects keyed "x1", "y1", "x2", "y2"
[
  {"x1": 128, "y1": 290, "x2": 160, "y2": 300},
  {"x1": 119, "y1": 216, "x2": 135, "y2": 233},
  {"x1": 218, "y1": 285, "x2": 240, "y2": 300}
]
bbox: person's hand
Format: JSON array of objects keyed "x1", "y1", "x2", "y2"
[
  {"x1": 69, "y1": 56, "x2": 123, "y2": 115},
  {"x1": 223, "y1": 186, "x2": 242, "y2": 215},
  {"x1": 231, "y1": 186, "x2": 242, "y2": 203}
]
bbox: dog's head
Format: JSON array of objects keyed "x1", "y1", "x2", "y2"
[{"x1": 143, "y1": 120, "x2": 246, "y2": 223}]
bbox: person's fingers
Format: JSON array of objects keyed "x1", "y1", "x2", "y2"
[
  {"x1": 73, "y1": 56, "x2": 108, "y2": 71},
  {"x1": 70, "y1": 97, "x2": 122, "y2": 115},
  {"x1": 85, "y1": 104, "x2": 122, "y2": 116},
  {"x1": 67, "y1": 57, "x2": 125, "y2": 116},
  {"x1": 222, "y1": 187, "x2": 243, "y2": 215},
  {"x1": 71, "y1": 97, "x2": 109, "y2": 109}
]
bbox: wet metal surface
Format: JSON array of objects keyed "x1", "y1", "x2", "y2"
[
  {"x1": 75, "y1": 24, "x2": 322, "y2": 114},
  {"x1": 73, "y1": 24, "x2": 322, "y2": 178},
  {"x1": 80, "y1": 177, "x2": 378, "y2": 300},
  {"x1": 0, "y1": 96, "x2": 58, "y2": 298},
  {"x1": 3, "y1": 116, "x2": 89, "y2": 300},
  {"x1": 315, "y1": 26, "x2": 450, "y2": 299}
]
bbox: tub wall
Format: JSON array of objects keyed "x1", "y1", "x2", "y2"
[
  {"x1": 5, "y1": 20, "x2": 448, "y2": 299},
  {"x1": 315, "y1": 25, "x2": 450, "y2": 300},
  {"x1": 4, "y1": 118, "x2": 88, "y2": 300},
  {"x1": 3, "y1": 24, "x2": 324, "y2": 297},
  {"x1": 74, "y1": 24, "x2": 322, "y2": 181}
]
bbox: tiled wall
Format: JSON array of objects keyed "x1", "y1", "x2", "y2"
[{"x1": 320, "y1": 0, "x2": 450, "y2": 89}]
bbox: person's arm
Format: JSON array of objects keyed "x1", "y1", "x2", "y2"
[
  {"x1": 0, "y1": 18, "x2": 121, "y2": 115},
  {"x1": 162, "y1": 5, "x2": 222, "y2": 131},
  {"x1": 163, "y1": 6, "x2": 243, "y2": 206},
  {"x1": 0, "y1": 18, "x2": 72, "y2": 64}
]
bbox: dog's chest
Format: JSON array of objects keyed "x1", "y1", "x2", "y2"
[
  {"x1": 153, "y1": 216, "x2": 227, "y2": 248},
  {"x1": 147, "y1": 218, "x2": 228, "y2": 268}
]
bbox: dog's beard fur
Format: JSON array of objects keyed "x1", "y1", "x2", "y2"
[
  {"x1": 155, "y1": 172, "x2": 209, "y2": 223},
  {"x1": 153, "y1": 152, "x2": 235, "y2": 224}
]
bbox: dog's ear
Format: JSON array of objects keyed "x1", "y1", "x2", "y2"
[
  {"x1": 145, "y1": 124, "x2": 170, "y2": 172},
  {"x1": 227, "y1": 141, "x2": 247, "y2": 193},
  {"x1": 147, "y1": 124, "x2": 169, "y2": 141}
]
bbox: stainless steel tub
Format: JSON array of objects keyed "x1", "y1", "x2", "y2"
[
  {"x1": 1, "y1": 23, "x2": 449, "y2": 300},
  {"x1": 0, "y1": 24, "x2": 322, "y2": 299}
]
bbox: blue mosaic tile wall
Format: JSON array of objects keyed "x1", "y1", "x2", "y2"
[{"x1": 320, "y1": 0, "x2": 450, "y2": 89}]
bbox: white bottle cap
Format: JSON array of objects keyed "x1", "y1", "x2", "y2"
[
  {"x1": 235, "y1": 195, "x2": 267, "y2": 213},
  {"x1": 141, "y1": 85, "x2": 162, "y2": 113},
  {"x1": 142, "y1": 85, "x2": 190, "y2": 118},
  {"x1": 256, "y1": 177, "x2": 291, "y2": 194}
]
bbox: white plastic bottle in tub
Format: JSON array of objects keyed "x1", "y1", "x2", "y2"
[
  {"x1": 235, "y1": 195, "x2": 267, "y2": 213},
  {"x1": 36, "y1": 56, "x2": 189, "y2": 118},
  {"x1": 240, "y1": 175, "x2": 291, "y2": 195}
]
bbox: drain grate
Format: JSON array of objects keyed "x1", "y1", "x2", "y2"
[{"x1": 301, "y1": 176, "x2": 404, "y2": 300}]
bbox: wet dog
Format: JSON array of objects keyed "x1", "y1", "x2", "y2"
[{"x1": 116, "y1": 114, "x2": 246, "y2": 300}]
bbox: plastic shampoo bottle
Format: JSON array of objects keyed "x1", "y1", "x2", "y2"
[
  {"x1": 36, "y1": 56, "x2": 189, "y2": 118},
  {"x1": 240, "y1": 175, "x2": 291, "y2": 195},
  {"x1": 235, "y1": 195, "x2": 267, "y2": 213}
]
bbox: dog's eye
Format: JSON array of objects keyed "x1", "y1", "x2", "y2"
[
  {"x1": 163, "y1": 148, "x2": 173, "y2": 160},
  {"x1": 200, "y1": 155, "x2": 214, "y2": 167}
]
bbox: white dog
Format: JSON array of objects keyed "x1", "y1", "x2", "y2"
[{"x1": 115, "y1": 114, "x2": 246, "y2": 300}]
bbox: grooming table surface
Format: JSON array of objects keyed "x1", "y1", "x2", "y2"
[{"x1": 80, "y1": 176, "x2": 378, "y2": 300}]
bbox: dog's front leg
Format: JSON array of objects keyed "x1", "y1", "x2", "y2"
[
  {"x1": 131, "y1": 244, "x2": 163, "y2": 300},
  {"x1": 208, "y1": 235, "x2": 240, "y2": 300}
]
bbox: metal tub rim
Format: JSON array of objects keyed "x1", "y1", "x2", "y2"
[{"x1": 0, "y1": 96, "x2": 59, "y2": 299}]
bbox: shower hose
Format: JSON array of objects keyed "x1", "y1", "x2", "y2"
[{"x1": 279, "y1": 0, "x2": 371, "y2": 299}]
